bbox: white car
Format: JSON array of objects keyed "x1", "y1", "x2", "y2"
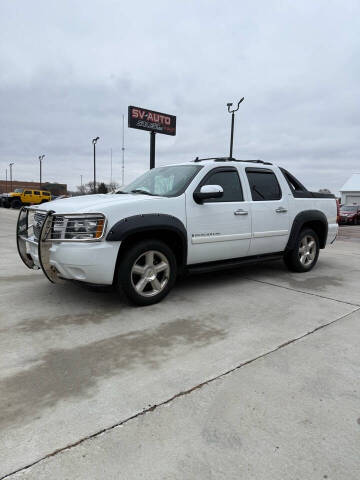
[{"x1": 17, "y1": 158, "x2": 338, "y2": 305}]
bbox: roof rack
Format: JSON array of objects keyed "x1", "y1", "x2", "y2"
[{"x1": 193, "y1": 156, "x2": 272, "y2": 166}]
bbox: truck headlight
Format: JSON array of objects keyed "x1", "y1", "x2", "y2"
[{"x1": 52, "y1": 214, "x2": 106, "y2": 240}]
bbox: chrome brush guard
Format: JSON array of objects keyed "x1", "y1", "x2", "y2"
[{"x1": 16, "y1": 207, "x2": 64, "y2": 283}]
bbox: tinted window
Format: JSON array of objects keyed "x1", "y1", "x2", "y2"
[
  {"x1": 246, "y1": 169, "x2": 282, "y2": 201},
  {"x1": 24, "y1": 190, "x2": 32, "y2": 195},
  {"x1": 43, "y1": 192, "x2": 50, "y2": 196},
  {"x1": 202, "y1": 170, "x2": 243, "y2": 202},
  {"x1": 34, "y1": 191, "x2": 40, "y2": 195}
]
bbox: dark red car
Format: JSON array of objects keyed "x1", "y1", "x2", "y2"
[{"x1": 339, "y1": 205, "x2": 360, "y2": 225}]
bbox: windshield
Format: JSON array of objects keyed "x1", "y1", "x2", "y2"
[
  {"x1": 14, "y1": 188, "x2": 23, "y2": 193},
  {"x1": 120, "y1": 165, "x2": 202, "y2": 197},
  {"x1": 341, "y1": 206, "x2": 358, "y2": 212}
]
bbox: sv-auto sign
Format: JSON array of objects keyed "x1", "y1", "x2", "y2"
[{"x1": 128, "y1": 106, "x2": 176, "y2": 136}]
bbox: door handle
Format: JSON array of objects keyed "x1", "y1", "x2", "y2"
[
  {"x1": 234, "y1": 209, "x2": 248, "y2": 216},
  {"x1": 275, "y1": 207, "x2": 288, "y2": 213}
]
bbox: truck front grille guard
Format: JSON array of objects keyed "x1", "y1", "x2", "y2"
[
  {"x1": 16, "y1": 207, "x2": 64, "y2": 284},
  {"x1": 16, "y1": 207, "x2": 37, "y2": 270}
]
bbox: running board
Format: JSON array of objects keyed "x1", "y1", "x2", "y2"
[{"x1": 187, "y1": 252, "x2": 283, "y2": 275}]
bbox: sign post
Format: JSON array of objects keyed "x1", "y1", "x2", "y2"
[
  {"x1": 128, "y1": 106, "x2": 176, "y2": 170},
  {"x1": 150, "y1": 131, "x2": 156, "y2": 169}
]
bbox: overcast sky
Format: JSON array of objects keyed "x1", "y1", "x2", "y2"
[{"x1": 0, "y1": 0, "x2": 359, "y2": 193}]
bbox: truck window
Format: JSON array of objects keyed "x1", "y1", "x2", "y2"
[
  {"x1": 246, "y1": 169, "x2": 282, "y2": 201},
  {"x1": 43, "y1": 192, "x2": 50, "y2": 196},
  {"x1": 122, "y1": 164, "x2": 203, "y2": 197},
  {"x1": 24, "y1": 190, "x2": 32, "y2": 195},
  {"x1": 200, "y1": 169, "x2": 243, "y2": 202},
  {"x1": 34, "y1": 191, "x2": 40, "y2": 195}
]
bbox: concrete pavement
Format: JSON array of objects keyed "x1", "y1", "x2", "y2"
[
  {"x1": 11, "y1": 309, "x2": 360, "y2": 480},
  {"x1": 1, "y1": 208, "x2": 360, "y2": 479}
]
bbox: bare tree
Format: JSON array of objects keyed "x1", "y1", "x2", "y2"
[
  {"x1": 76, "y1": 181, "x2": 118, "y2": 195},
  {"x1": 108, "y1": 181, "x2": 120, "y2": 193}
]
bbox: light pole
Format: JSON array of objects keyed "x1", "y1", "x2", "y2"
[
  {"x1": 121, "y1": 113, "x2": 125, "y2": 186},
  {"x1": 80, "y1": 174, "x2": 83, "y2": 188},
  {"x1": 39, "y1": 155, "x2": 45, "y2": 188},
  {"x1": 110, "y1": 148, "x2": 112, "y2": 185},
  {"x1": 9, "y1": 163, "x2": 14, "y2": 192},
  {"x1": 5, "y1": 168, "x2": 8, "y2": 192},
  {"x1": 227, "y1": 97, "x2": 244, "y2": 158},
  {"x1": 92, "y1": 137, "x2": 100, "y2": 193}
]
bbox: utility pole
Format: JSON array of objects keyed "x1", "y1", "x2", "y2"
[
  {"x1": 9, "y1": 163, "x2": 14, "y2": 192},
  {"x1": 227, "y1": 97, "x2": 244, "y2": 158},
  {"x1": 92, "y1": 137, "x2": 100, "y2": 193},
  {"x1": 38, "y1": 155, "x2": 45, "y2": 188},
  {"x1": 80, "y1": 175, "x2": 83, "y2": 187},
  {"x1": 121, "y1": 114, "x2": 125, "y2": 186},
  {"x1": 110, "y1": 148, "x2": 113, "y2": 185},
  {"x1": 5, "y1": 168, "x2": 8, "y2": 192}
]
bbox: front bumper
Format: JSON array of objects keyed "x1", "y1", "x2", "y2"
[
  {"x1": 17, "y1": 207, "x2": 120, "y2": 285},
  {"x1": 339, "y1": 216, "x2": 355, "y2": 224}
]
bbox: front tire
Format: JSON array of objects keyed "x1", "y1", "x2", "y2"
[
  {"x1": 284, "y1": 228, "x2": 320, "y2": 273},
  {"x1": 116, "y1": 240, "x2": 177, "y2": 306},
  {"x1": 11, "y1": 199, "x2": 22, "y2": 209}
]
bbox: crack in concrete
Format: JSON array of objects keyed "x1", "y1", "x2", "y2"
[
  {"x1": 2, "y1": 306, "x2": 359, "y2": 480},
  {"x1": 243, "y1": 277, "x2": 360, "y2": 307}
]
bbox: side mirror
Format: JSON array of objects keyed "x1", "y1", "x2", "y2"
[{"x1": 193, "y1": 185, "x2": 224, "y2": 204}]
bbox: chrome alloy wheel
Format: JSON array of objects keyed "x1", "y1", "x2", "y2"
[
  {"x1": 130, "y1": 250, "x2": 170, "y2": 297},
  {"x1": 298, "y1": 234, "x2": 316, "y2": 266}
]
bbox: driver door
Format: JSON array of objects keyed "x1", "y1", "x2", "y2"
[{"x1": 186, "y1": 166, "x2": 252, "y2": 264}]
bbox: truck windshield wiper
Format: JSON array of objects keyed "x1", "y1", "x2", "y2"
[{"x1": 130, "y1": 189, "x2": 156, "y2": 196}]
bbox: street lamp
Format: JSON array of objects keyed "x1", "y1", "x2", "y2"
[
  {"x1": 92, "y1": 137, "x2": 100, "y2": 194},
  {"x1": 227, "y1": 97, "x2": 244, "y2": 158},
  {"x1": 9, "y1": 163, "x2": 14, "y2": 192},
  {"x1": 39, "y1": 155, "x2": 45, "y2": 188}
]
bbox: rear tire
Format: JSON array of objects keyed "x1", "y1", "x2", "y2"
[
  {"x1": 284, "y1": 228, "x2": 320, "y2": 273},
  {"x1": 116, "y1": 239, "x2": 177, "y2": 306}
]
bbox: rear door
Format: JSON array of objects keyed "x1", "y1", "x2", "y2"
[
  {"x1": 245, "y1": 167, "x2": 290, "y2": 255},
  {"x1": 33, "y1": 190, "x2": 41, "y2": 204},
  {"x1": 186, "y1": 166, "x2": 252, "y2": 264}
]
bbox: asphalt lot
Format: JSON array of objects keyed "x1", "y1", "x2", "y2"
[{"x1": 1, "y1": 208, "x2": 360, "y2": 479}]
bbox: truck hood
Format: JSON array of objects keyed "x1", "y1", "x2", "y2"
[{"x1": 33, "y1": 193, "x2": 163, "y2": 214}]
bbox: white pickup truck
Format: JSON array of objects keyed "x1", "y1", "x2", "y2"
[{"x1": 17, "y1": 158, "x2": 338, "y2": 305}]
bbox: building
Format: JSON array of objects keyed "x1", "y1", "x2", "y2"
[
  {"x1": 340, "y1": 173, "x2": 360, "y2": 205},
  {"x1": 0, "y1": 180, "x2": 67, "y2": 196}
]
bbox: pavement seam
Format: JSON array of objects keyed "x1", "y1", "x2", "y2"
[
  {"x1": 243, "y1": 276, "x2": 360, "y2": 307},
  {"x1": 2, "y1": 306, "x2": 360, "y2": 479}
]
